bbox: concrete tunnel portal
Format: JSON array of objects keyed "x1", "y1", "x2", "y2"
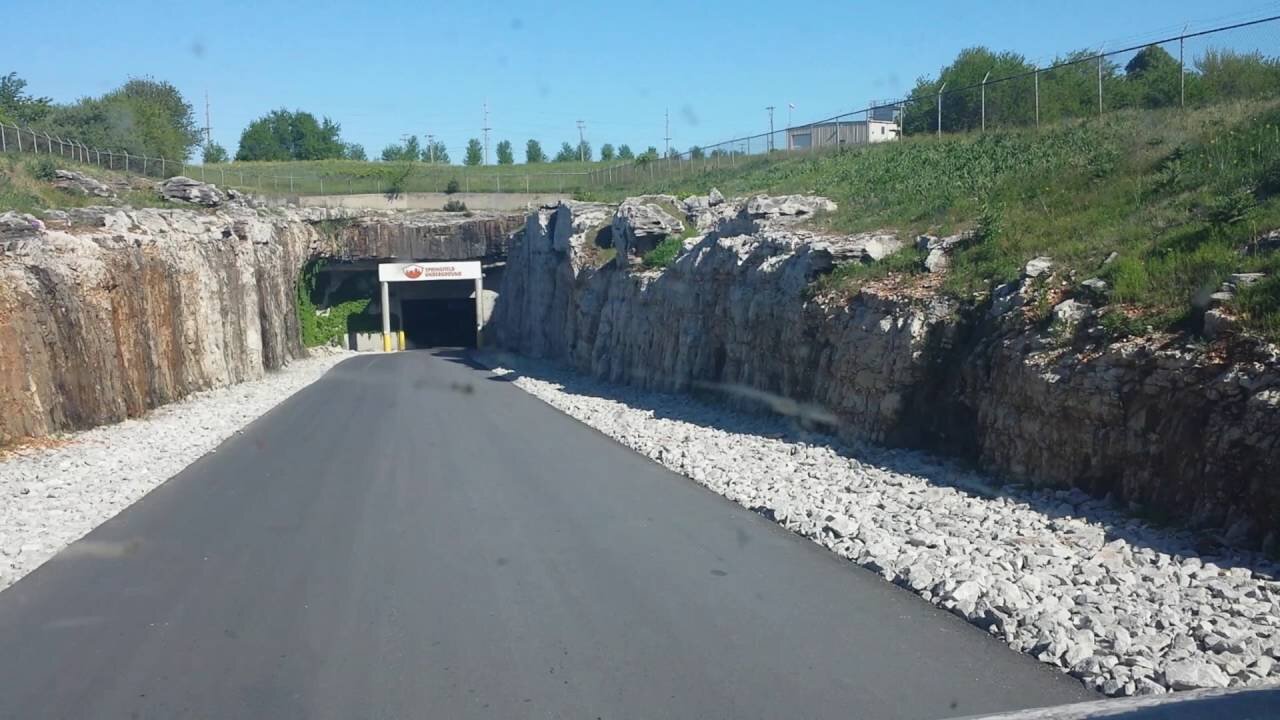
[{"x1": 312, "y1": 259, "x2": 501, "y2": 351}]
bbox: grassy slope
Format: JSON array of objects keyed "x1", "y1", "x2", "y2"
[
  {"x1": 0, "y1": 155, "x2": 179, "y2": 213},
  {"x1": 582, "y1": 100, "x2": 1280, "y2": 339},
  {"x1": 198, "y1": 158, "x2": 615, "y2": 196}
]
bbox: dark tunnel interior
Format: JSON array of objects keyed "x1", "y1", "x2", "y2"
[{"x1": 403, "y1": 298, "x2": 476, "y2": 348}]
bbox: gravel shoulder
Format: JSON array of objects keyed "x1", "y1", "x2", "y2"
[
  {"x1": 0, "y1": 350, "x2": 353, "y2": 591},
  {"x1": 479, "y1": 351, "x2": 1280, "y2": 699}
]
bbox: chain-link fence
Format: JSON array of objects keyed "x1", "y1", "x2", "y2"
[
  {"x1": 2, "y1": 14, "x2": 1277, "y2": 197},
  {"x1": 0, "y1": 122, "x2": 186, "y2": 177},
  {"x1": 585, "y1": 13, "x2": 1280, "y2": 192},
  {"x1": 183, "y1": 164, "x2": 599, "y2": 196}
]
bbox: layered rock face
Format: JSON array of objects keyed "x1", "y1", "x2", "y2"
[
  {"x1": 329, "y1": 211, "x2": 524, "y2": 260},
  {"x1": 492, "y1": 196, "x2": 1280, "y2": 548},
  {"x1": 0, "y1": 204, "x2": 523, "y2": 445}
]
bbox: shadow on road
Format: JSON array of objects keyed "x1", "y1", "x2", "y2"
[{"x1": 436, "y1": 348, "x2": 1280, "y2": 580}]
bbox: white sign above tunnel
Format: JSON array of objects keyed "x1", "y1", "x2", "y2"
[{"x1": 378, "y1": 261, "x2": 482, "y2": 282}]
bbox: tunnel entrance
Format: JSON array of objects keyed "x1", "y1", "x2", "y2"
[
  {"x1": 403, "y1": 296, "x2": 477, "y2": 348},
  {"x1": 377, "y1": 261, "x2": 486, "y2": 352}
]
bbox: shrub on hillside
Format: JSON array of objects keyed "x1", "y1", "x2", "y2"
[
  {"x1": 28, "y1": 157, "x2": 57, "y2": 181},
  {"x1": 443, "y1": 199, "x2": 467, "y2": 212}
]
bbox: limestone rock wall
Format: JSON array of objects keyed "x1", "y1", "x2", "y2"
[
  {"x1": 492, "y1": 198, "x2": 1280, "y2": 548},
  {"x1": 0, "y1": 208, "x2": 316, "y2": 444},
  {"x1": 0, "y1": 205, "x2": 523, "y2": 445}
]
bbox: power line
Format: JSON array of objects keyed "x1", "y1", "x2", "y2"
[
  {"x1": 765, "y1": 106, "x2": 775, "y2": 150},
  {"x1": 576, "y1": 120, "x2": 586, "y2": 161}
]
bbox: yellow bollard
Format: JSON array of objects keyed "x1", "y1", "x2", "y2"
[
  {"x1": 382, "y1": 333, "x2": 392, "y2": 352},
  {"x1": 398, "y1": 330, "x2": 406, "y2": 351}
]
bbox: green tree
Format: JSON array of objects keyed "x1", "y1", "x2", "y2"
[
  {"x1": 902, "y1": 47, "x2": 1038, "y2": 134},
  {"x1": 380, "y1": 142, "x2": 408, "y2": 161},
  {"x1": 464, "y1": 138, "x2": 484, "y2": 166},
  {"x1": 554, "y1": 141, "x2": 577, "y2": 162},
  {"x1": 641, "y1": 146, "x2": 659, "y2": 160},
  {"x1": 202, "y1": 142, "x2": 229, "y2": 164},
  {"x1": 525, "y1": 139, "x2": 546, "y2": 163},
  {"x1": 495, "y1": 139, "x2": 514, "y2": 164},
  {"x1": 345, "y1": 142, "x2": 367, "y2": 161},
  {"x1": 36, "y1": 76, "x2": 200, "y2": 160},
  {"x1": 576, "y1": 140, "x2": 592, "y2": 162},
  {"x1": 600, "y1": 143, "x2": 615, "y2": 161},
  {"x1": 236, "y1": 109, "x2": 347, "y2": 161},
  {"x1": 617, "y1": 144, "x2": 634, "y2": 160},
  {"x1": 424, "y1": 139, "x2": 450, "y2": 163},
  {"x1": 1197, "y1": 49, "x2": 1280, "y2": 103},
  {"x1": 1122, "y1": 45, "x2": 1182, "y2": 109},
  {"x1": 0, "y1": 72, "x2": 51, "y2": 125},
  {"x1": 689, "y1": 145, "x2": 705, "y2": 159}
]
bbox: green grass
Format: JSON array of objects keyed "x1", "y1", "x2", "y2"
[
  {"x1": 196, "y1": 158, "x2": 618, "y2": 196},
  {"x1": 0, "y1": 154, "x2": 179, "y2": 213},
  {"x1": 585, "y1": 99, "x2": 1280, "y2": 339},
  {"x1": 642, "y1": 236, "x2": 684, "y2": 269}
]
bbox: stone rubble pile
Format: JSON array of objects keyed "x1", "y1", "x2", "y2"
[
  {"x1": 489, "y1": 355, "x2": 1280, "y2": 698},
  {"x1": 0, "y1": 351, "x2": 351, "y2": 592}
]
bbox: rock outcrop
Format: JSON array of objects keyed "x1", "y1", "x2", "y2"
[
  {"x1": 52, "y1": 170, "x2": 117, "y2": 199},
  {"x1": 0, "y1": 205, "x2": 524, "y2": 445},
  {"x1": 491, "y1": 195, "x2": 1280, "y2": 548},
  {"x1": 158, "y1": 176, "x2": 227, "y2": 206}
]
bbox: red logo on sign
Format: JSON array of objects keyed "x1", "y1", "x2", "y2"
[{"x1": 402, "y1": 265, "x2": 424, "y2": 279}]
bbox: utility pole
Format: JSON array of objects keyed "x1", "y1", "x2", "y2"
[
  {"x1": 427, "y1": 133, "x2": 435, "y2": 163},
  {"x1": 482, "y1": 102, "x2": 491, "y2": 165},
  {"x1": 1180, "y1": 23, "x2": 1189, "y2": 109},
  {"x1": 203, "y1": 91, "x2": 212, "y2": 147},
  {"x1": 766, "y1": 106, "x2": 775, "y2": 150},
  {"x1": 576, "y1": 120, "x2": 586, "y2": 162},
  {"x1": 664, "y1": 108, "x2": 671, "y2": 158}
]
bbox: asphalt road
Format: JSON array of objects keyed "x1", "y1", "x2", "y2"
[{"x1": 0, "y1": 350, "x2": 1094, "y2": 720}]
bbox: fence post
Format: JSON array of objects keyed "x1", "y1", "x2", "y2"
[
  {"x1": 14, "y1": 125, "x2": 21, "y2": 152},
  {"x1": 289, "y1": 175, "x2": 294, "y2": 192},
  {"x1": 161, "y1": 157, "x2": 166, "y2": 175},
  {"x1": 981, "y1": 71, "x2": 991, "y2": 131},
  {"x1": 1179, "y1": 25, "x2": 1187, "y2": 108},
  {"x1": 44, "y1": 132, "x2": 53, "y2": 154},
  {"x1": 1, "y1": 123, "x2": 6, "y2": 153},
  {"x1": 1097, "y1": 52, "x2": 1104, "y2": 116},
  {"x1": 124, "y1": 151, "x2": 129, "y2": 172},
  {"x1": 937, "y1": 82, "x2": 947, "y2": 137},
  {"x1": 496, "y1": 173, "x2": 501, "y2": 192},
  {"x1": 143, "y1": 155, "x2": 148, "y2": 175},
  {"x1": 319, "y1": 176, "x2": 323, "y2": 194},
  {"x1": 1035, "y1": 68, "x2": 1041, "y2": 128}
]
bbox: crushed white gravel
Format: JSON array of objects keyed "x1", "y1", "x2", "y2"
[
  {"x1": 0, "y1": 350, "x2": 352, "y2": 592},
  {"x1": 485, "y1": 353, "x2": 1280, "y2": 698}
]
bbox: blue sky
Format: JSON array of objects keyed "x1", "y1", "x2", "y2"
[{"x1": 6, "y1": 0, "x2": 1280, "y2": 162}]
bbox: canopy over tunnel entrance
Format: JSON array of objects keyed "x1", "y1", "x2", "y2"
[{"x1": 378, "y1": 261, "x2": 486, "y2": 351}]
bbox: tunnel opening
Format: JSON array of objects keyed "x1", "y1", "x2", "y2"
[
  {"x1": 300, "y1": 260, "x2": 500, "y2": 351},
  {"x1": 403, "y1": 298, "x2": 475, "y2": 347},
  {"x1": 397, "y1": 278, "x2": 479, "y2": 349}
]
